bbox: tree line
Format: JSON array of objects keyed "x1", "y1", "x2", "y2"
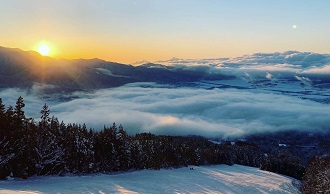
[
  {"x1": 0, "y1": 96, "x2": 329, "y2": 192},
  {"x1": 0, "y1": 96, "x2": 240, "y2": 178}
]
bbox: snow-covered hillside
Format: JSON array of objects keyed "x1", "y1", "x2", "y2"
[{"x1": 0, "y1": 165, "x2": 300, "y2": 194}]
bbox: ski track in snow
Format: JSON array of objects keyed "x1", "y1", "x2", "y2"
[{"x1": 0, "y1": 165, "x2": 300, "y2": 194}]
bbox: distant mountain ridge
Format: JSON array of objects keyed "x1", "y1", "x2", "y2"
[
  {"x1": 1, "y1": 46, "x2": 330, "y2": 100},
  {"x1": 0, "y1": 46, "x2": 230, "y2": 93}
]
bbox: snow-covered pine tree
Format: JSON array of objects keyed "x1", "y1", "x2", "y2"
[
  {"x1": 94, "y1": 125, "x2": 117, "y2": 171},
  {"x1": 33, "y1": 104, "x2": 64, "y2": 175},
  {"x1": 13, "y1": 96, "x2": 25, "y2": 129},
  {"x1": 302, "y1": 156, "x2": 330, "y2": 193},
  {"x1": 115, "y1": 124, "x2": 131, "y2": 170},
  {"x1": 0, "y1": 99, "x2": 15, "y2": 179},
  {"x1": 8, "y1": 97, "x2": 30, "y2": 177},
  {"x1": 74, "y1": 124, "x2": 95, "y2": 173}
]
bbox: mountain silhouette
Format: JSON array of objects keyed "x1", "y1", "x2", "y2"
[{"x1": 0, "y1": 46, "x2": 230, "y2": 93}]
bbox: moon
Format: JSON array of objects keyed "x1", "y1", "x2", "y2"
[{"x1": 38, "y1": 44, "x2": 51, "y2": 56}]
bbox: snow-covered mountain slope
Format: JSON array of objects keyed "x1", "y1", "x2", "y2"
[{"x1": 0, "y1": 165, "x2": 300, "y2": 194}]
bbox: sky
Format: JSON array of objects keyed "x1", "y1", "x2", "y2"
[{"x1": 1, "y1": 0, "x2": 330, "y2": 63}]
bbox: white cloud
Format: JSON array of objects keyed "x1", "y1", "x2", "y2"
[
  {"x1": 302, "y1": 65, "x2": 330, "y2": 74},
  {"x1": 43, "y1": 85, "x2": 330, "y2": 138},
  {"x1": 1, "y1": 84, "x2": 330, "y2": 138},
  {"x1": 295, "y1": 76, "x2": 313, "y2": 87},
  {"x1": 95, "y1": 68, "x2": 130, "y2": 78},
  {"x1": 31, "y1": 83, "x2": 57, "y2": 94},
  {"x1": 153, "y1": 51, "x2": 330, "y2": 76},
  {"x1": 266, "y1": 72, "x2": 272, "y2": 80},
  {"x1": 0, "y1": 88, "x2": 47, "y2": 118}
]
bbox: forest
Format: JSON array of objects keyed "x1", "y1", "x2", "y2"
[{"x1": 0, "y1": 96, "x2": 329, "y2": 193}]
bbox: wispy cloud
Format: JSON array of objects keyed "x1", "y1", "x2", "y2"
[{"x1": 295, "y1": 76, "x2": 313, "y2": 87}]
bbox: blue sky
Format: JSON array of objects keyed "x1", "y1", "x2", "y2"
[{"x1": 1, "y1": 0, "x2": 329, "y2": 63}]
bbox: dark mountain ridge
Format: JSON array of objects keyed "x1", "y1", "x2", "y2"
[
  {"x1": 0, "y1": 46, "x2": 231, "y2": 93},
  {"x1": 1, "y1": 46, "x2": 330, "y2": 101}
]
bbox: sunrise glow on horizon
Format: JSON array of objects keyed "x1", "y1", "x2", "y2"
[
  {"x1": 37, "y1": 44, "x2": 50, "y2": 56},
  {"x1": 1, "y1": 0, "x2": 330, "y2": 64}
]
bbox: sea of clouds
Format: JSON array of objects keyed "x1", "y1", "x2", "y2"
[
  {"x1": 158, "y1": 51, "x2": 330, "y2": 69},
  {"x1": 1, "y1": 83, "x2": 329, "y2": 138},
  {"x1": 1, "y1": 51, "x2": 330, "y2": 138},
  {"x1": 152, "y1": 51, "x2": 330, "y2": 80}
]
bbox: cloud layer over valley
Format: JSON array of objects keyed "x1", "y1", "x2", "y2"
[
  {"x1": 1, "y1": 51, "x2": 330, "y2": 138},
  {"x1": 152, "y1": 51, "x2": 330, "y2": 77},
  {"x1": 1, "y1": 84, "x2": 329, "y2": 138}
]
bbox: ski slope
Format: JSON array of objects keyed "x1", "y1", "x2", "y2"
[{"x1": 0, "y1": 164, "x2": 300, "y2": 194}]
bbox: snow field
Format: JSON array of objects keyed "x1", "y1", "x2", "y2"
[{"x1": 0, "y1": 164, "x2": 300, "y2": 194}]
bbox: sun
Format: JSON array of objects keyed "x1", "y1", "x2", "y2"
[{"x1": 38, "y1": 44, "x2": 51, "y2": 56}]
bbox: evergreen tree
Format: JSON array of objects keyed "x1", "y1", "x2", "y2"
[
  {"x1": 33, "y1": 104, "x2": 64, "y2": 175},
  {"x1": 74, "y1": 124, "x2": 95, "y2": 173},
  {"x1": 0, "y1": 100, "x2": 14, "y2": 179},
  {"x1": 40, "y1": 103, "x2": 50, "y2": 124},
  {"x1": 302, "y1": 156, "x2": 330, "y2": 193},
  {"x1": 8, "y1": 97, "x2": 28, "y2": 177},
  {"x1": 94, "y1": 125, "x2": 118, "y2": 171},
  {"x1": 0, "y1": 98, "x2": 5, "y2": 123},
  {"x1": 5, "y1": 106, "x2": 14, "y2": 130},
  {"x1": 115, "y1": 124, "x2": 130, "y2": 170},
  {"x1": 0, "y1": 98, "x2": 7, "y2": 139},
  {"x1": 61, "y1": 123, "x2": 76, "y2": 172},
  {"x1": 13, "y1": 96, "x2": 25, "y2": 128}
]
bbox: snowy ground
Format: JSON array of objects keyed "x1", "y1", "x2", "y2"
[{"x1": 0, "y1": 165, "x2": 300, "y2": 194}]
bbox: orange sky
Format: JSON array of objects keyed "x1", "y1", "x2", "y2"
[{"x1": 1, "y1": 1, "x2": 330, "y2": 64}]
